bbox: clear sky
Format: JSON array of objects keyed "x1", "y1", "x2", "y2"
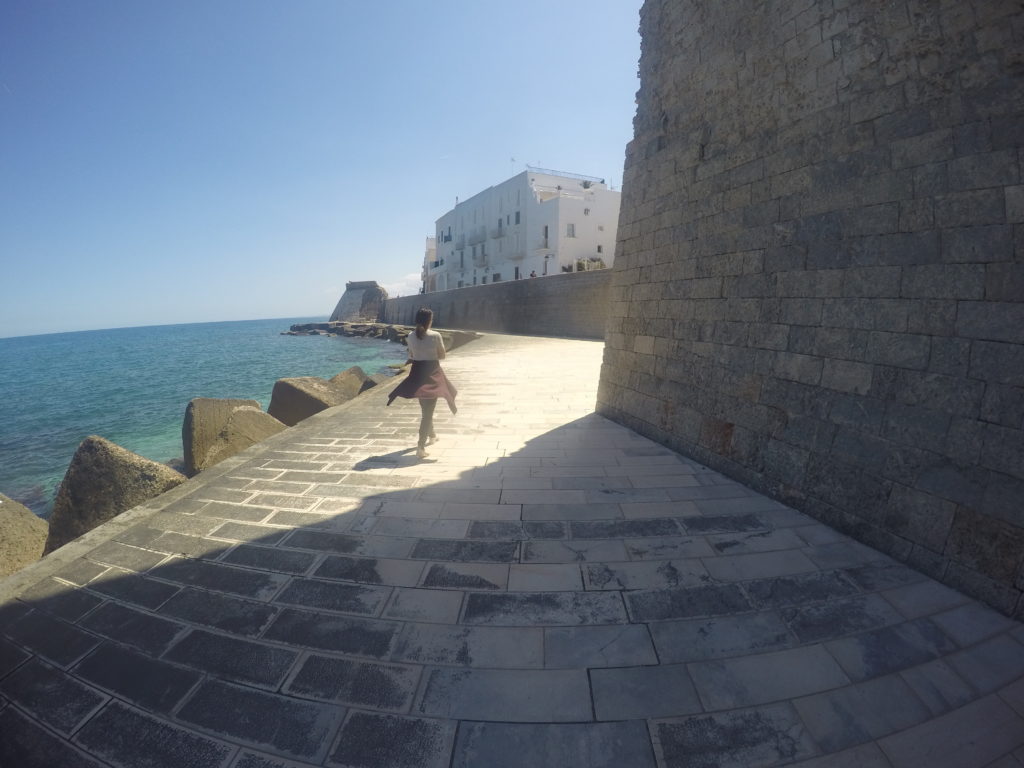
[{"x1": 0, "y1": 1, "x2": 641, "y2": 338}]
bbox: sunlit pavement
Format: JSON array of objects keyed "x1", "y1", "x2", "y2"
[{"x1": 1, "y1": 332, "x2": 1023, "y2": 767}]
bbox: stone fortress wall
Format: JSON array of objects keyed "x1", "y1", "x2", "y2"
[
  {"x1": 597, "y1": 0, "x2": 1024, "y2": 615},
  {"x1": 380, "y1": 270, "x2": 612, "y2": 340}
]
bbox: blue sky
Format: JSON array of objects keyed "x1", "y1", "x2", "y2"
[{"x1": 0, "y1": 1, "x2": 641, "y2": 337}]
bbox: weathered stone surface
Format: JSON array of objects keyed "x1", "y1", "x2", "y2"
[
  {"x1": 182, "y1": 398, "x2": 285, "y2": 476},
  {"x1": 44, "y1": 436, "x2": 186, "y2": 554},
  {"x1": 267, "y1": 367, "x2": 374, "y2": 427},
  {"x1": 594, "y1": 0, "x2": 1024, "y2": 617},
  {"x1": 0, "y1": 492, "x2": 47, "y2": 577}
]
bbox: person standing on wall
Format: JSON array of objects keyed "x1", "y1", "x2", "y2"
[{"x1": 386, "y1": 307, "x2": 457, "y2": 458}]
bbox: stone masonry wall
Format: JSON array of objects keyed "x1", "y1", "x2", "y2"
[
  {"x1": 597, "y1": 0, "x2": 1024, "y2": 615},
  {"x1": 380, "y1": 270, "x2": 611, "y2": 340}
]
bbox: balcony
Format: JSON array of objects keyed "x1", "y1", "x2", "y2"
[
  {"x1": 490, "y1": 226, "x2": 504, "y2": 239},
  {"x1": 506, "y1": 250, "x2": 526, "y2": 261},
  {"x1": 466, "y1": 227, "x2": 487, "y2": 246},
  {"x1": 472, "y1": 252, "x2": 488, "y2": 267}
]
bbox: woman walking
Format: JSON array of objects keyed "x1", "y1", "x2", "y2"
[{"x1": 387, "y1": 307, "x2": 457, "y2": 458}]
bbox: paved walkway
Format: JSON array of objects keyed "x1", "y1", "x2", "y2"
[{"x1": 2, "y1": 333, "x2": 1024, "y2": 768}]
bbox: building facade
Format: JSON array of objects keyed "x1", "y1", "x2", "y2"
[{"x1": 424, "y1": 168, "x2": 620, "y2": 292}]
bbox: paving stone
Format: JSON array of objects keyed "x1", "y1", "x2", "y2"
[
  {"x1": 785, "y1": 742, "x2": 893, "y2": 767},
  {"x1": 4, "y1": 608, "x2": 100, "y2": 667},
  {"x1": 794, "y1": 674, "x2": 933, "y2": 752},
  {"x1": 178, "y1": 679, "x2": 341, "y2": 761},
  {"x1": 625, "y1": 535, "x2": 716, "y2": 559},
  {"x1": 0, "y1": 707, "x2": 107, "y2": 768},
  {"x1": 680, "y1": 514, "x2": 769, "y2": 534},
  {"x1": 690, "y1": 644, "x2": 851, "y2": 710},
  {"x1": 164, "y1": 628, "x2": 297, "y2": 687},
  {"x1": 0, "y1": 636, "x2": 30, "y2": 679},
  {"x1": 463, "y1": 591, "x2": 627, "y2": 626},
  {"x1": 592, "y1": 663, "x2": 702, "y2": 719},
  {"x1": 948, "y1": 634, "x2": 1024, "y2": 695},
  {"x1": 627, "y1": 584, "x2": 751, "y2": 621},
  {"x1": 410, "y1": 539, "x2": 518, "y2": 563},
  {"x1": 209, "y1": 521, "x2": 289, "y2": 544},
  {"x1": 382, "y1": 588, "x2": 464, "y2": 624},
  {"x1": 82, "y1": 602, "x2": 186, "y2": 654},
  {"x1": 328, "y1": 711, "x2": 455, "y2": 768},
  {"x1": 452, "y1": 720, "x2": 655, "y2": 768},
  {"x1": 148, "y1": 531, "x2": 231, "y2": 559},
  {"x1": 391, "y1": 624, "x2": 543, "y2": 668},
  {"x1": 522, "y1": 539, "x2": 630, "y2": 563},
  {"x1": 691, "y1": 497, "x2": 786, "y2": 515},
  {"x1": 899, "y1": 659, "x2": 977, "y2": 716},
  {"x1": 878, "y1": 694, "x2": 1024, "y2": 768},
  {"x1": 708, "y1": 527, "x2": 808, "y2": 554},
  {"x1": 74, "y1": 642, "x2": 200, "y2": 713},
  {"x1": 196, "y1": 501, "x2": 274, "y2": 522},
  {"x1": 782, "y1": 594, "x2": 905, "y2": 642},
  {"x1": 0, "y1": 657, "x2": 106, "y2": 733},
  {"x1": 417, "y1": 667, "x2": 591, "y2": 721},
  {"x1": 75, "y1": 700, "x2": 234, "y2": 767},
  {"x1": 17, "y1": 577, "x2": 105, "y2": 621},
  {"x1": 931, "y1": 601, "x2": 1018, "y2": 646},
  {"x1": 843, "y1": 561, "x2": 928, "y2": 591},
  {"x1": 263, "y1": 608, "x2": 398, "y2": 658},
  {"x1": 570, "y1": 517, "x2": 681, "y2": 539},
  {"x1": 544, "y1": 624, "x2": 657, "y2": 668},
  {"x1": 704, "y1": 549, "x2": 820, "y2": 581},
  {"x1": 440, "y1": 503, "x2": 522, "y2": 521},
  {"x1": 275, "y1": 578, "x2": 391, "y2": 616},
  {"x1": 153, "y1": 558, "x2": 288, "y2": 599},
  {"x1": 88, "y1": 568, "x2": 181, "y2": 609},
  {"x1": 521, "y1": 503, "x2": 623, "y2": 521},
  {"x1": 803, "y1": 541, "x2": 886, "y2": 569},
  {"x1": 84, "y1": 542, "x2": 166, "y2": 571},
  {"x1": 421, "y1": 562, "x2": 508, "y2": 590},
  {"x1": 649, "y1": 612, "x2": 793, "y2": 663},
  {"x1": 221, "y1": 544, "x2": 317, "y2": 574},
  {"x1": 880, "y1": 579, "x2": 975, "y2": 619},
  {"x1": 467, "y1": 520, "x2": 567, "y2": 539},
  {"x1": 286, "y1": 654, "x2": 420, "y2": 711},
  {"x1": 159, "y1": 588, "x2": 278, "y2": 636},
  {"x1": 508, "y1": 563, "x2": 582, "y2": 591},
  {"x1": 51, "y1": 559, "x2": 108, "y2": 586},
  {"x1": 371, "y1": 517, "x2": 470, "y2": 538},
  {"x1": 139, "y1": 511, "x2": 224, "y2": 536},
  {"x1": 585, "y1": 559, "x2": 709, "y2": 590},
  {"x1": 654, "y1": 702, "x2": 818, "y2": 768},
  {"x1": 315, "y1": 555, "x2": 425, "y2": 587},
  {"x1": 826, "y1": 617, "x2": 958, "y2": 681},
  {"x1": 744, "y1": 571, "x2": 861, "y2": 609},
  {"x1": 267, "y1": 509, "x2": 339, "y2": 528}
]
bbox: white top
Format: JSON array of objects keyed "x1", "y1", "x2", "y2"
[{"x1": 406, "y1": 329, "x2": 445, "y2": 361}]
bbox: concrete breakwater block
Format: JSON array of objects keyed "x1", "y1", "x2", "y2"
[
  {"x1": 44, "y1": 436, "x2": 186, "y2": 554},
  {"x1": 0, "y1": 493, "x2": 47, "y2": 577},
  {"x1": 182, "y1": 398, "x2": 286, "y2": 476},
  {"x1": 268, "y1": 366, "x2": 379, "y2": 427}
]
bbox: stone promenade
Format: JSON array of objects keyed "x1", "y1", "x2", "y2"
[{"x1": 1, "y1": 333, "x2": 1023, "y2": 767}]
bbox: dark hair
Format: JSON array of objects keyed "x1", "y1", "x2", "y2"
[{"x1": 414, "y1": 307, "x2": 433, "y2": 339}]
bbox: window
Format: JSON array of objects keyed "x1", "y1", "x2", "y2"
[
  {"x1": 515, "y1": 211, "x2": 520, "y2": 224},
  {"x1": 566, "y1": 223, "x2": 576, "y2": 238},
  {"x1": 458, "y1": 280, "x2": 464, "y2": 288},
  {"x1": 460, "y1": 252, "x2": 464, "y2": 267},
  {"x1": 514, "y1": 267, "x2": 521, "y2": 280},
  {"x1": 492, "y1": 273, "x2": 501, "y2": 282},
  {"x1": 506, "y1": 214, "x2": 510, "y2": 225},
  {"x1": 584, "y1": 208, "x2": 591, "y2": 216},
  {"x1": 597, "y1": 245, "x2": 603, "y2": 254},
  {"x1": 482, "y1": 276, "x2": 487, "y2": 284},
  {"x1": 472, "y1": 245, "x2": 477, "y2": 258},
  {"x1": 598, "y1": 225, "x2": 605, "y2": 231}
]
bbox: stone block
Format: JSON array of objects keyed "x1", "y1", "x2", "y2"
[
  {"x1": 944, "y1": 507, "x2": 1024, "y2": 582},
  {"x1": 942, "y1": 225, "x2": 1014, "y2": 263},
  {"x1": 74, "y1": 642, "x2": 199, "y2": 714},
  {"x1": 0, "y1": 657, "x2": 106, "y2": 734},
  {"x1": 452, "y1": 721, "x2": 654, "y2": 768},
  {"x1": 330, "y1": 712, "x2": 455, "y2": 768},
  {"x1": 416, "y1": 667, "x2": 591, "y2": 722}
]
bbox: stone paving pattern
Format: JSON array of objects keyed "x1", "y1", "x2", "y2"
[{"x1": 1, "y1": 334, "x2": 1023, "y2": 767}]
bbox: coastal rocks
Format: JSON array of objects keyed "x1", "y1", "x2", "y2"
[
  {"x1": 285, "y1": 321, "x2": 483, "y2": 355},
  {"x1": 267, "y1": 366, "x2": 381, "y2": 427},
  {"x1": 183, "y1": 398, "x2": 286, "y2": 476},
  {"x1": 44, "y1": 436, "x2": 187, "y2": 554},
  {"x1": 0, "y1": 493, "x2": 48, "y2": 577}
]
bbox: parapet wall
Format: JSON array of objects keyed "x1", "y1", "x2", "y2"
[
  {"x1": 380, "y1": 270, "x2": 611, "y2": 340},
  {"x1": 598, "y1": 0, "x2": 1024, "y2": 615}
]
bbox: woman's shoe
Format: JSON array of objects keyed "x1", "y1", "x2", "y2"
[
  {"x1": 426, "y1": 434, "x2": 438, "y2": 446},
  {"x1": 416, "y1": 446, "x2": 429, "y2": 459}
]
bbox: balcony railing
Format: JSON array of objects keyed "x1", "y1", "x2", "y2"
[{"x1": 490, "y1": 226, "x2": 504, "y2": 239}]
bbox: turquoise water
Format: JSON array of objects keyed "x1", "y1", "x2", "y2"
[{"x1": 0, "y1": 318, "x2": 408, "y2": 516}]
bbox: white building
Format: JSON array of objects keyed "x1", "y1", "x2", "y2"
[{"x1": 423, "y1": 168, "x2": 620, "y2": 292}]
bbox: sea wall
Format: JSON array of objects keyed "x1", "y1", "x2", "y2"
[
  {"x1": 598, "y1": 0, "x2": 1024, "y2": 615},
  {"x1": 380, "y1": 270, "x2": 612, "y2": 340}
]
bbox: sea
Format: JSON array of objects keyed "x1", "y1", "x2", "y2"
[{"x1": 0, "y1": 317, "x2": 409, "y2": 518}]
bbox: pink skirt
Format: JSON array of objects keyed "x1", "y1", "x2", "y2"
[{"x1": 387, "y1": 360, "x2": 458, "y2": 413}]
